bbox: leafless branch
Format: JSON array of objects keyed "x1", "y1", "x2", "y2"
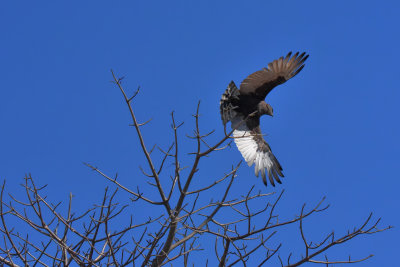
[{"x1": 0, "y1": 71, "x2": 391, "y2": 266}]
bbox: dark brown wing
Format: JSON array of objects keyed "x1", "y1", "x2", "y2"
[
  {"x1": 220, "y1": 81, "x2": 240, "y2": 126},
  {"x1": 239, "y1": 52, "x2": 309, "y2": 100}
]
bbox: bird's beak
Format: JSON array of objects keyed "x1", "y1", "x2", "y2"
[{"x1": 266, "y1": 104, "x2": 274, "y2": 117}]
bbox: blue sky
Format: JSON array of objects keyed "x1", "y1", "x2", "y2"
[{"x1": 0, "y1": 1, "x2": 398, "y2": 265}]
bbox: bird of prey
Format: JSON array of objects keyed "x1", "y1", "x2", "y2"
[{"x1": 220, "y1": 52, "x2": 309, "y2": 186}]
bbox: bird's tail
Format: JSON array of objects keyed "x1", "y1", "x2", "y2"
[{"x1": 220, "y1": 81, "x2": 240, "y2": 125}]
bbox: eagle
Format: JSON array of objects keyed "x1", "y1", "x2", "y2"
[{"x1": 220, "y1": 52, "x2": 309, "y2": 186}]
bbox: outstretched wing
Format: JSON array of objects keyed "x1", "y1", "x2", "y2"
[
  {"x1": 231, "y1": 116, "x2": 284, "y2": 186},
  {"x1": 240, "y1": 52, "x2": 309, "y2": 100}
]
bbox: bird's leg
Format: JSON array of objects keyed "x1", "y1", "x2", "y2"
[
  {"x1": 248, "y1": 110, "x2": 258, "y2": 117},
  {"x1": 223, "y1": 123, "x2": 228, "y2": 137}
]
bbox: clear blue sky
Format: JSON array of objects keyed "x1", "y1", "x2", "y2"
[{"x1": 0, "y1": 1, "x2": 398, "y2": 265}]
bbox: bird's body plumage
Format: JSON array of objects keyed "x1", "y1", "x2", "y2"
[{"x1": 220, "y1": 52, "x2": 308, "y2": 186}]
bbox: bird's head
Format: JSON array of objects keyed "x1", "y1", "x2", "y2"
[{"x1": 258, "y1": 101, "x2": 274, "y2": 117}]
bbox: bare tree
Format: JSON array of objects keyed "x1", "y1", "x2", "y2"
[{"x1": 0, "y1": 71, "x2": 392, "y2": 266}]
